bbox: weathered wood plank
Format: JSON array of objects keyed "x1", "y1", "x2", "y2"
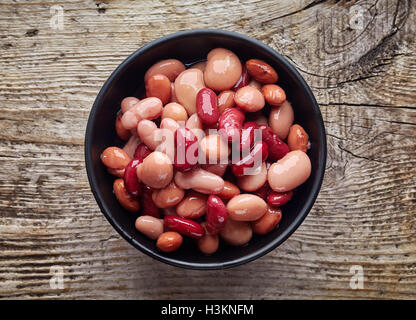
[{"x1": 0, "y1": 0, "x2": 415, "y2": 299}]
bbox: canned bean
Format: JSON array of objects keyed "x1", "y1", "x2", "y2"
[
  {"x1": 287, "y1": 124, "x2": 309, "y2": 152},
  {"x1": 218, "y1": 107, "x2": 245, "y2": 143},
  {"x1": 220, "y1": 219, "x2": 252, "y2": 246},
  {"x1": 237, "y1": 161, "x2": 267, "y2": 192},
  {"x1": 116, "y1": 113, "x2": 131, "y2": 140},
  {"x1": 176, "y1": 191, "x2": 207, "y2": 219},
  {"x1": 232, "y1": 66, "x2": 250, "y2": 91},
  {"x1": 206, "y1": 195, "x2": 227, "y2": 235},
  {"x1": 101, "y1": 147, "x2": 131, "y2": 169},
  {"x1": 269, "y1": 100, "x2": 294, "y2": 140},
  {"x1": 226, "y1": 194, "x2": 267, "y2": 221},
  {"x1": 141, "y1": 185, "x2": 161, "y2": 218},
  {"x1": 251, "y1": 207, "x2": 282, "y2": 235},
  {"x1": 196, "y1": 88, "x2": 219, "y2": 125},
  {"x1": 174, "y1": 69, "x2": 205, "y2": 115},
  {"x1": 156, "y1": 231, "x2": 183, "y2": 252},
  {"x1": 145, "y1": 74, "x2": 171, "y2": 105},
  {"x1": 174, "y1": 127, "x2": 199, "y2": 172},
  {"x1": 121, "y1": 96, "x2": 139, "y2": 114},
  {"x1": 259, "y1": 124, "x2": 289, "y2": 161},
  {"x1": 245, "y1": 59, "x2": 278, "y2": 84},
  {"x1": 136, "y1": 151, "x2": 173, "y2": 189},
  {"x1": 204, "y1": 48, "x2": 242, "y2": 91},
  {"x1": 113, "y1": 179, "x2": 140, "y2": 212},
  {"x1": 261, "y1": 84, "x2": 286, "y2": 106},
  {"x1": 152, "y1": 181, "x2": 185, "y2": 208},
  {"x1": 197, "y1": 223, "x2": 219, "y2": 255},
  {"x1": 217, "y1": 90, "x2": 235, "y2": 114},
  {"x1": 174, "y1": 168, "x2": 224, "y2": 194},
  {"x1": 234, "y1": 86, "x2": 265, "y2": 112},
  {"x1": 124, "y1": 158, "x2": 143, "y2": 196},
  {"x1": 164, "y1": 215, "x2": 205, "y2": 239},
  {"x1": 268, "y1": 150, "x2": 311, "y2": 192},
  {"x1": 145, "y1": 59, "x2": 186, "y2": 83},
  {"x1": 200, "y1": 134, "x2": 230, "y2": 163},
  {"x1": 267, "y1": 190, "x2": 294, "y2": 207},
  {"x1": 135, "y1": 215, "x2": 164, "y2": 240},
  {"x1": 162, "y1": 102, "x2": 188, "y2": 122},
  {"x1": 218, "y1": 181, "x2": 240, "y2": 200}
]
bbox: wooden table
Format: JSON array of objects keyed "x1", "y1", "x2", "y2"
[{"x1": 0, "y1": 0, "x2": 415, "y2": 299}]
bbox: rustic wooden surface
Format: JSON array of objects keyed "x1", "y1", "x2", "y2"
[{"x1": 0, "y1": 0, "x2": 415, "y2": 299}]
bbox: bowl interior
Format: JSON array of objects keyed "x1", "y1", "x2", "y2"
[{"x1": 85, "y1": 30, "x2": 326, "y2": 269}]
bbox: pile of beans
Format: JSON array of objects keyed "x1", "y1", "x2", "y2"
[{"x1": 101, "y1": 48, "x2": 311, "y2": 254}]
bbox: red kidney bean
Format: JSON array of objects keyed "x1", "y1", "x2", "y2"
[
  {"x1": 164, "y1": 215, "x2": 205, "y2": 239},
  {"x1": 196, "y1": 88, "x2": 219, "y2": 126},
  {"x1": 133, "y1": 143, "x2": 152, "y2": 159},
  {"x1": 174, "y1": 127, "x2": 199, "y2": 172},
  {"x1": 253, "y1": 181, "x2": 271, "y2": 199},
  {"x1": 267, "y1": 190, "x2": 294, "y2": 207},
  {"x1": 231, "y1": 140, "x2": 268, "y2": 177},
  {"x1": 232, "y1": 66, "x2": 250, "y2": 91},
  {"x1": 123, "y1": 158, "x2": 143, "y2": 196},
  {"x1": 240, "y1": 121, "x2": 259, "y2": 152},
  {"x1": 206, "y1": 195, "x2": 227, "y2": 235},
  {"x1": 218, "y1": 107, "x2": 245, "y2": 143},
  {"x1": 141, "y1": 185, "x2": 161, "y2": 218},
  {"x1": 259, "y1": 124, "x2": 289, "y2": 161}
]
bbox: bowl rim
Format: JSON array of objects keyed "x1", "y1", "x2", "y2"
[{"x1": 85, "y1": 28, "x2": 327, "y2": 270}]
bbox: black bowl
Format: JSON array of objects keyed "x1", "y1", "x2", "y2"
[{"x1": 85, "y1": 29, "x2": 326, "y2": 270}]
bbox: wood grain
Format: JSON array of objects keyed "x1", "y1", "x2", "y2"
[{"x1": 0, "y1": 0, "x2": 415, "y2": 299}]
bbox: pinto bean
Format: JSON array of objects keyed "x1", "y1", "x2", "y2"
[
  {"x1": 220, "y1": 219, "x2": 252, "y2": 246},
  {"x1": 262, "y1": 84, "x2": 286, "y2": 106},
  {"x1": 113, "y1": 179, "x2": 140, "y2": 212},
  {"x1": 218, "y1": 181, "x2": 240, "y2": 200},
  {"x1": 251, "y1": 207, "x2": 282, "y2": 235},
  {"x1": 287, "y1": 124, "x2": 309, "y2": 152},
  {"x1": 176, "y1": 191, "x2": 207, "y2": 219},
  {"x1": 190, "y1": 61, "x2": 206, "y2": 72},
  {"x1": 162, "y1": 102, "x2": 188, "y2": 122},
  {"x1": 101, "y1": 147, "x2": 131, "y2": 169},
  {"x1": 152, "y1": 181, "x2": 185, "y2": 208},
  {"x1": 145, "y1": 74, "x2": 171, "y2": 105},
  {"x1": 245, "y1": 59, "x2": 278, "y2": 84},
  {"x1": 145, "y1": 59, "x2": 186, "y2": 83},
  {"x1": 217, "y1": 90, "x2": 235, "y2": 115},
  {"x1": 156, "y1": 231, "x2": 183, "y2": 252},
  {"x1": 121, "y1": 97, "x2": 163, "y2": 130}
]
